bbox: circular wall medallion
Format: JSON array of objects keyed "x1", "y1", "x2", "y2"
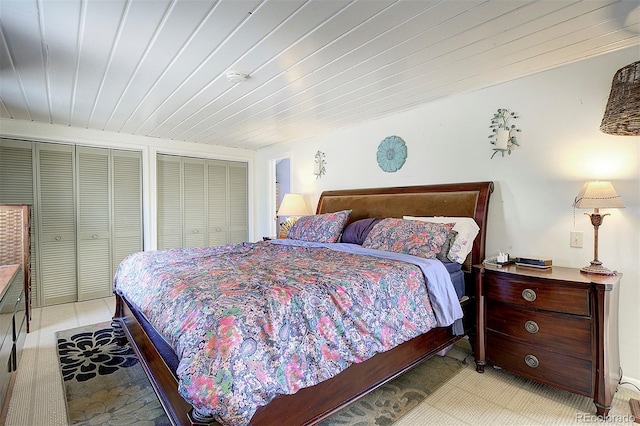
[{"x1": 377, "y1": 136, "x2": 407, "y2": 172}]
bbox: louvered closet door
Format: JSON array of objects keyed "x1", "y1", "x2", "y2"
[
  {"x1": 207, "y1": 160, "x2": 228, "y2": 246},
  {"x1": 0, "y1": 140, "x2": 38, "y2": 307},
  {"x1": 0, "y1": 141, "x2": 34, "y2": 202},
  {"x1": 37, "y1": 143, "x2": 76, "y2": 306},
  {"x1": 112, "y1": 150, "x2": 142, "y2": 273},
  {"x1": 183, "y1": 158, "x2": 206, "y2": 248},
  {"x1": 228, "y1": 161, "x2": 248, "y2": 243},
  {"x1": 157, "y1": 155, "x2": 182, "y2": 249},
  {"x1": 76, "y1": 147, "x2": 112, "y2": 301}
]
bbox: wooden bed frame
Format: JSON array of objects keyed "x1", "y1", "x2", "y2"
[{"x1": 112, "y1": 181, "x2": 494, "y2": 425}]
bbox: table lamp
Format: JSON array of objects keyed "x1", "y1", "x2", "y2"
[
  {"x1": 573, "y1": 181, "x2": 625, "y2": 275},
  {"x1": 277, "y1": 193, "x2": 310, "y2": 238}
]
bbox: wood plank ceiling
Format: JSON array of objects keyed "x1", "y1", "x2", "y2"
[{"x1": 1, "y1": 0, "x2": 638, "y2": 150}]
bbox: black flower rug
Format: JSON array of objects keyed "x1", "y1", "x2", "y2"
[
  {"x1": 57, "y1": 322, "x2": 465, "y2": 426},
  {"x1": 56, "y1": 322, "x2": 169, "y2": 425}
]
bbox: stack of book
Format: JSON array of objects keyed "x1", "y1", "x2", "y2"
[{"x1": 515, "y1": 257, "x2": 552, "y2": 269}]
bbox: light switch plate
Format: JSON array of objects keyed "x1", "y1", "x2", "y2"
[{"x1": 570, "y1": 231, "x2": 583, "y2": 248}]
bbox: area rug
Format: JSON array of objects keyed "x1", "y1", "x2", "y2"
[{"x1": 57, "y1": 322, "x2": 464, "y2": 425}]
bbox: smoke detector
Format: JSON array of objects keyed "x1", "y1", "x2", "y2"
[{"x1": 226, "y1": 71, "x2": 249, "y2": 83}]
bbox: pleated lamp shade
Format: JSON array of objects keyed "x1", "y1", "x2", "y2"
[{"x1": 573, "y1": 181, "x2": 625, "y2": 209}]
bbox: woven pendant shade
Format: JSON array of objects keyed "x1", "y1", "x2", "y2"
[{"x1": 600, "y1": 61, "x2": 640, "y2": 136}]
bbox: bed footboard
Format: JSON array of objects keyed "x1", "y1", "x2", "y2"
[
  {"x1": 113, "y1": 293, "x2": 197, "y2": 425},
  {"x1": 113, "y1": 292, "x2": 473, "y2": 426}
]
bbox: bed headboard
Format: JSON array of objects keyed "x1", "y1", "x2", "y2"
[{"x1": 316, "y1": 181, "x2": 494, "y2": 272}]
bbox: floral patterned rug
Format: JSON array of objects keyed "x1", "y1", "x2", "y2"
[
  {"x1": 56, "y1": 322, "x2": 169, "y2": 425},
  {"x1": 56, "y1": 322, "x2": 464, "y2": 426}
]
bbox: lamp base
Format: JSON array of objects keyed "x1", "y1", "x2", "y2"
[
  {"x1": 580, "y1": 260, "x2": 615, "y2": 275},
  {"x1": 279, "y1": 216, "x2": 299, "y2": 238}
]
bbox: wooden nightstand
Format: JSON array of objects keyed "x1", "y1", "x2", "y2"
[{"x1": 474, "y1": 264, "x2": 621, "y2": 417}]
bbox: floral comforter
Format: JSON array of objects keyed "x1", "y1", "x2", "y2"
[{"x1": 114, "y1": 241, "x2": 453, "y2": 426}]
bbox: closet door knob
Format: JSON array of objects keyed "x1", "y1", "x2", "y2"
[
  {"x1": 55, "y1": 236, "x2": 61, "y2": 241},
  {"x1": 92, "y1": 234, "x2": 99, "y2": 239},
  {"x1": 522, "y1": 288, "x2": 536, "y2": 302},
  {"x1": 193, "y1": 229, "x2": 199, "y2": 234}
]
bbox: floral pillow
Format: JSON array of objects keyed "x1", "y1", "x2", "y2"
[
  {"x1": 362, "y1": 218, "x2": 452, "y2": 259},
  {"x1": 403, "y1": 216, "x2": 480, "y2": 264},
  {"x1": 287, "y1": 210, "x2": 352, "y2": 243},
  {"x1": 436, "y1": 229, "x2": 458, "y2": 262}
]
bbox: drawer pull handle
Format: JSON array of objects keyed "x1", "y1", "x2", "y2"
[
  {"x1": 525, "y1": 320, "x2": 539, "y2": 333},
  {"x1": 525, "y1": 354, "x2": 539, "y2": 368},
  {"x1": 522, "y1": 288, "x2": 537, "y2": 302}
]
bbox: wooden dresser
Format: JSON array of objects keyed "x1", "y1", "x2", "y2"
[
  {"x1": 0, "y1": 204, "x2": 31, "y2": 331},
  {"x1": 0, "y1": 204, "x2": 31, "y2": 418},
  {"x1": 0, "y1": 265, "x2": 26, "y2": 416},
  {"x1": 474, "y1": 264, "x2": 620, "y2": 416}
]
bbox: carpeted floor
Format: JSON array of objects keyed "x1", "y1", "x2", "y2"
[{"x1": 56, "y1": 322, "x2": 464, "y2": 426}]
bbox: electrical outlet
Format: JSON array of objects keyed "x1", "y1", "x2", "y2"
[{"x1": 570, "y1": 231, "x2": 583, "y2": 248}]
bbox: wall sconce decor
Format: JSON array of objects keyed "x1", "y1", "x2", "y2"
[
  {"x1": 600, "y1": 61, "x2": 640, "y2": 136},
  {"x1": 573, "y1": 181, "x2": 625, "y2": 275},
  {"x1": 489, "y1": 109, "x2": 521, "y2": 159},
  {"x1": 313, "y1": 151, "x2": 326, "y2": 179}
]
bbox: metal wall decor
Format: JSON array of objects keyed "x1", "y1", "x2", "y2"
[
  {"x1": 313, "y1": 151, "x2": 326, "y2": 179},
  {"x1": 489, "y1": 109, "x2": 521, "y2": 159},
  {"x1": 377, "y1": 135, "x2": 407, "y2": 172}
]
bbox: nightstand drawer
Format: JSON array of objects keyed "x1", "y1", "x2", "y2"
[
  {"x1": 487, "y1": 331, "x2": 593, "y2": 396},
  {"x1": 486, "y1": 301, "x2": 592, "y2": 359},
  {"x1": 475, "y1": 265, "x2": 621, "y2": 416},
  {"x1": 484, "y1": 274, "x2": 590, "y2": 316}
]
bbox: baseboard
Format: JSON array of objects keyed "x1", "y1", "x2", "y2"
[{"x1": 621, "y1": 375, "x2": 640, "y2": 393}]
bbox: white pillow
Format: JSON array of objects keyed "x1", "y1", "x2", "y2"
[{"x1": 403, "y1": 216, "x2": 479, "y2": 264}]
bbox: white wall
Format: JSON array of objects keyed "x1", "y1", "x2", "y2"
[{"x1": 256, "y1": 46, "x2": 640, "y2": 385}]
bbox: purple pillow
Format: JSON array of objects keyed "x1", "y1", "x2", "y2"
[
  {"x1": 341, "y1": 218, "x2": 381, "y2": 245},
  {"x1": 287, "y1": 210, "x2": 352, "y2": 243}
]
